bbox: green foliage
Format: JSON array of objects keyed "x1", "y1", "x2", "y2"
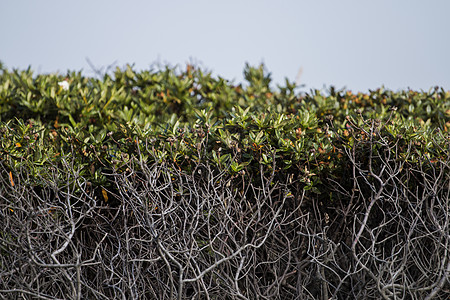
[{"x1": 0, "y1": 62, "x2": 449, "y2": 195}]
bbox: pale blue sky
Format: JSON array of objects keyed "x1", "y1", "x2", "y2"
[{"x1": 1, "y1": 0, "x2": 449, "y2": 92}]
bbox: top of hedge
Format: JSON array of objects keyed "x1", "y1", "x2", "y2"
[{"x1": 1, "y1": 62, "x2": 449, "y2": 191}]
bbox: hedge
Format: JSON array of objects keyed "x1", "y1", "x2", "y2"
[{"x1": 0, "y1": 63, "x2": 449, "y2": 299}]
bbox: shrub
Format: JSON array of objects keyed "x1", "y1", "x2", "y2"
[{"x1": 0, "y1": 63, "x2": 449, "y2": 299}]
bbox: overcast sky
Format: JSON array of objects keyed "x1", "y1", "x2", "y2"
[{"x1": 1, "y1": 0, "x2": 449, "y2": 92}]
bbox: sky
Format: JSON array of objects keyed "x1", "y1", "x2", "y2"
[{"x1": 1, "y1": 0, "x2": 449, "y2": 92}]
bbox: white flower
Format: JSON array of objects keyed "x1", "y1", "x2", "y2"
[{"x1": 58, "y1": 80, "x2": 70, "y2": 91}]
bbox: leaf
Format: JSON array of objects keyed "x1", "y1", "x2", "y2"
[
  {"x1": 9, "y1": 171, "x2": 14, "y2": 187},
  {"x1": 255, "y1": 131, "x2": 265, "y2": 144},
  {"x1": 68, "y1": 113, "x2": 77, "y2": 127},
  {"x1": 102, "y1": 188, "x2": 108, "y2": 202}
]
